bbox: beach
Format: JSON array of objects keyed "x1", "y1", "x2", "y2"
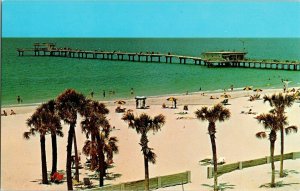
[{"x1": 1, "y1": 88, "x2": 300, "y2": 190}]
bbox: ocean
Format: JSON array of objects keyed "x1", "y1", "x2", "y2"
[{"x1": 2, "y1": 38, "x2": 300, "y2": 106}]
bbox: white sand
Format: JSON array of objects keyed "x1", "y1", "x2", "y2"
[{"x1": 1, "y1": 88, "x2": 300, "y2": 190}]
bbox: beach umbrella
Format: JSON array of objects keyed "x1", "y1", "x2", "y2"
[
  {"x1": 221, "y1": 93, "x2": 231, "y2": 98},
  {"x1": 243, "y1": 86, "x2": 253, "y2": 91},
  {"x1": 253, "y1": 88, "x2": 263, "y2": 92},
  {"x1": 114, "y1": 100, "x2": 126, "y2": 105},
  {"x1": 167, "y1": 97, "x2": 177, "y2": 102},
  {"x1": 167, "y1": 97, "x2": 177, "y2": 108}
]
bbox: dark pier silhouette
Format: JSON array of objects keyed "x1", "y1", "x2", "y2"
[{"x1": 17, "y1": 43, "x2": 300, "y2": 71}]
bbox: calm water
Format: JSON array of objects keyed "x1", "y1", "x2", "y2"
[{"x1": 2, "y1": 38, "x2": 300, "y2": 106}]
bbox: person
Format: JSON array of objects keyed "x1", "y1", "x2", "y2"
[
  {"x1": 17, "y1": 96, "x2": 21, "y2": 104},
  {"x1": 199, "y1": 87, "x2": 202, "y2": 91},
  {"x1": 103, "y1": 90, "x2": 106, "y2": 98},
  {"x1": 90, "y1": 91, "x2": 94, "y2": 98},
  {"x1": 10, "y1": 109, "x2": 16, "y2": 115},
  {"x1": 230, "y1": 85, "x2": 234, "y2": 91},
  {"x1": 130, "y1": 88, "x2": 134, "y2": 95},
  {"x1": 283, "y1": 84, "x2": 286, "y2": 93},
  {"x1": 1, "y1": 110, "x2": 7, "y2": 116},
  {"x1": 174, "y1": 99, "x2": 177, "y2": 109}
]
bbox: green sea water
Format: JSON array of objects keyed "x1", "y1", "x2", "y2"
[{"x1": 2, "y1": 38, "x2": 300, "y2": 106}]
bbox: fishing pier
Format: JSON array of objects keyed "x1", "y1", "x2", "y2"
[{"x1": 17, "y1": 43, "x2": 300, "y2": 71}]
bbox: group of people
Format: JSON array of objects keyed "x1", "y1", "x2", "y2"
[
  {"x1": 90, "y1": 88, "x2": 134, "y2": 98},
  {"x1": 1, "y1": 109, "x2": 16, "y2": 116}
]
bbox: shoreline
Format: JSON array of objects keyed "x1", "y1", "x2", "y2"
[{"x1": 2, "y1": 86, "x2": 297, "y2": 109}]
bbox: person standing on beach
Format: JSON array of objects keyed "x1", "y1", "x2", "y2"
[
  {"x1": 230, "y1": 85, "x2": 234, "y2": 91},
  {"x1": 17, "y1": 96, "x2": 21, "y2": 104},
  {"x1": 103, "y1": 90, "x2": 106, "y2": 98},
  {"x1": 90, "y1": 91, "x2": 94, "y2": 98}
]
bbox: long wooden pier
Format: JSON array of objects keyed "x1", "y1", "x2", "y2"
[{"x1": 17, "y1": 43, "x2": 300, "y2": 71}]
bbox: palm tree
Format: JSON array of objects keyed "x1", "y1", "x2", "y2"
[
  {"x1": 42, "y1": 100, "x2": 64, "y2": 176},
  {"x1": 195, "y1": 104, "x2": 230, "y2": 191},
  {"x1": 263, "y1": 93, "x2": 296, "y2": 177},
  {"x1": 81, "y1": 100, "x2": 118, "y2": 187},
  {"x1": 24, "y1": 102, "x2": 62, "y2": 184},
  {"x1": 256, "y1": 113, "x2": 280, "y2": 187},
  {"x1": 122, "y1": 113, "x2": 165, "y2": 191},
  {"x1": 81, "y1": 100, "x2": 109, "y2": 173},
  {"x1": 56, "y1": 89, "x2": 87, "y2": 190},
  {"x1": 256, "y1": 112, "x2": 297, "y2": 187}
]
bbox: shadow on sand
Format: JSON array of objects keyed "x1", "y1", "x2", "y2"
[{"x1": 202, "y1": 182, "x2": 235, "y2": 190}]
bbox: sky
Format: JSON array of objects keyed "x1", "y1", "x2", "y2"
[{"x1": 3, "y1": 1, "x2": 300, "y2": 37}]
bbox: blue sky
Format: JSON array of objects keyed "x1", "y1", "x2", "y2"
[{"x1": 3, "y1": 1, "x2": 300, "y2": 37}]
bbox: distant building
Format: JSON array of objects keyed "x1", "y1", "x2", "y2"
[
  {"x1": 33, "y1": 42, "x2": 56, "y2": 51},
  {"x1": 202, "y1": 51, "x2": 247, "y2": 61}
]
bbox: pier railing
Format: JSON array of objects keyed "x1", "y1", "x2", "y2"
[
  {"x1": 88, "y1": 171, "x2": 191, "y2": 191},
  {"x1": 207, "y1": 151, "x2": 300, "y2": 178}
]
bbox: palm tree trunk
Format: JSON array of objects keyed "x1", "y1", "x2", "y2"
[
  {"x1": 66, "y1": 123, "x2": 75, "y2": 191},
  {"x1": 270, "y1": 140, "x2": 276, "y2": 187},
  {"x1": 40, "y1": 135, "x2": 48, "y2": 184},
  {"x1": 91, "y1": 134, "x2": 96, "y2": 170},
  {"x1": 279, "y1": 127, "x2": 284, "y2": 177},
  {"x1": 96, "y1": 133, "x2": 105, "y2": 187},
  {"x1": 51, "y1": 133, "x2": 57, "y2": 176},
  {"x1": 73, "y1": 131, "x2": 80, "y2": 181},
  {"x1": 210, "y1": 134, "x2": 218, "y2": 191},
  {"x1": 144, "y1": 155, "x2": 150, "y2": 191}
]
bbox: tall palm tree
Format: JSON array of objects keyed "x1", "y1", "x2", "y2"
[
  {"x1": 24, "y1": 102, "x2": 62, "y2": 184},
  {"x1": 256, "y1": 113, "x2": 280, "y2": 187},
  {"x1": 122, "y1": 113, "x2": 165, "y2": 191},
  {"x1": 81, "y1": 100, "x2": 118, "y2": 187},
  {"x1": 42, "y1": 100, "x2": 64, "y2": 176},
  {"x1": 195, "y1": 104, "x2": 230, "y2": 191},
  {"x1": 256, "y1": 112, "x2": 297, "y2": 187},
  {"x1": 263, "y1": 93, "x2": 296, "y2": 177},
  {"x1": 56, "y1": 89, "x2": 87, "y2": 190}
]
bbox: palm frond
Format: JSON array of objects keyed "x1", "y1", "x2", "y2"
[
  {"x1": 146, "y1": 148, "x2": 157, "y2": 164},
  {"x1": 285, "y1": 126, "x2": 298, "y2": 135},
  {"x1": 263, "y1": 95, "x2": 274, "y2": 107},
  {"x1": 153, "y1": 114, "x2": 166, "y2": 126},
  {"x1": 122, "y1": 112, "x2": 135, "y2": 127},
  {"x1": 255, "y1": 113, "x2": 279, "y2": 131},
  {"x1": 264, "y1": 93, "x2": 295, "y2": 111},
  {"x1": 256, "y1": 132, "x2": 267, "y2": 139},
  {"x1": 56, "y1": 130, "x2": 64, "y2": 137},
  {"x1": 23, "y1": 131, "x2": 32, "y2": 139},
  {"x1": 195, "y1": 107, "x2": 208, "y2": 121},
  {"x1": 56, "y1": 89, "x2": 86, "y2": 123}
]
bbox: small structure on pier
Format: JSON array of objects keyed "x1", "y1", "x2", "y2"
[
  {"x1": 33, "y1": 43, "x2": 56, "y2": 51},
  {"x1": 202, "y1": 51, "x2": 247, "y2": 61}
]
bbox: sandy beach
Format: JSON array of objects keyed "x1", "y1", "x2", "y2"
[{"x1": 1, "y1": 88, "x2": 300, "y2": 191}]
